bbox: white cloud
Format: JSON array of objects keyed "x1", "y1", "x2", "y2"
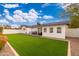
[
  {"x1": 3, "y1": 9, "x2": 39, "y2": 23},
  {"x1": 11, "y1": 24, "x2": 20, "y2": 28},
  {"x1": 39, "y1": 10, "x2": 42, "y2": 13},
  {"x1": 27, "y1": 9, "x2": 38, "y2": 21},
  {"x1": 58, "y1": 3, "x2": 72, "y2": 9},
  {"x1": 43, "y1": 15, "x2": 53, "y2": 20},
  {"x1": 22, "y1": 13, "x2": 28, "y2": 19},
  {"x1": 5, "y1": 14, "x2": 27, "y2": 22},
  {"x1": 42, "y1": 3, "x2": 51, "y2": 8},
  {"x1": 14, "y1": 10, "x2": 23, "y2": 16},
  {"x1": 4, "y1": 9, "x2": 9, "y2": 15},
  {"x1": 40, "y1": 20, "x2": 46, "y2": 24},
  {"x1": 0, "y1": 14, "x2": 2, "y2": 17},
  {"x1": 13, "y1": 9, "x2": 39, "y2": 22},
  {"x1": 5, "y1": 15, "x2": 15, "y2": 22},
  {"x1": 29, "y1": 9, "x2": 38, "y2": 15},
  {"x1": 38, "y1": 16, "x2": 42, "y2": 19},
  {"x1": 0, "y1": 19, "x2": 9, "y2": 24},
  {"x1": 13, "y1": 14, "x2": 26, "y2": 22},
  {"x1": 4, "y1": 9, "x2": 27, "y2": 22},
  {"x1": 2, "y1": 4, "x2": 19, "y2": 8},
  {"x1": 13, "y1": 10, "x2": 27, "y2": 22}
]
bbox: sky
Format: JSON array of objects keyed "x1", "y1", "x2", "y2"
[{"x1": 0, "y1": 3, "x2": 69, "y2": 26}]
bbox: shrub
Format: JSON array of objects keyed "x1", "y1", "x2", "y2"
[
  {"x1": 0, "y1": 35, "x2": 8, "y2": 50},
  {"x1": 0, "y1": 27, "x2": 3, "y2": 34}
]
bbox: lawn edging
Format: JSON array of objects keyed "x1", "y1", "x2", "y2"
[
  {"x1": 67, "y1": 40, "x2": 71, "y2": 56},
  {"x1": 7, "y1": 42, "x2": 19, "y2": 56}
]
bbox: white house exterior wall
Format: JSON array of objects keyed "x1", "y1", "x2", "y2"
[
  {"x1": 21, "y1": 28, "x2": 31, "y2": 34},
  {"x1": 42, "y1": 25, "x2": 67, "y2": 39},
  {"x1": 31, "y1": 28, "x2": 38, "y2": 32},
  {"x1": 66, "y1": 28, "x2": 79, "y2": 38},
  {"x1": 26, "y1": 28, "x2": 32, "y2": 34}
]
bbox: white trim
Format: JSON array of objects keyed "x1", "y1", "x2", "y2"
[
  {"x1": 7, "y1": 42, "x2": 19, "y2": 56},
  {"x1": 67, "y1": 40, "x2": 71, "y2": 56}
]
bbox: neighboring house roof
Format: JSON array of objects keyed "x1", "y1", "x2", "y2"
[
  {"x1": 21, "y1": 25, "x2": 32, "y2": 28},
  {"x1": 31, "y1": 25, "x2": 42, "y2": 28}
]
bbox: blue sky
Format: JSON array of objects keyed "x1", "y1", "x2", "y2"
[{"x1": 0, "y1": 3, "x2": 68, "y2": 26}]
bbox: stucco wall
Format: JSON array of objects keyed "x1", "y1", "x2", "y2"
[
  {"x1": 31, "y1": 28, "x2": 38, "y2": 32},
  {"x1": 3, "y1": 29, "x2": 21, "y2": 34},
  {"x1": 42, "y1": 25, "x2": 67, "y2": 39},
  {"x1": 25, "y1": 28, "x2": 32, "y2": 34},
  {"x1": 3, "y1": 28, "x2": 32, "y2": 34},
  {"x1": 66, "y1": 28, "x2": 79, "y2": 38}
]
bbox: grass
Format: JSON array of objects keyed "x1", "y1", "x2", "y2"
[{"x1": 6, "y1": 34, "x2": 68, "y2": 56}]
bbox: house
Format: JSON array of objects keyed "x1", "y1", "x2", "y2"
[
  {"x1": 20, "y1": 21, "x2": 68, "y2": 39},
  {"x1": 31, "y1": 24, "x2": 42, "y2": 35},
  {"x1": 41, "y1": 21, "x2": 68, "y2": 39},
  {"x1": 20, "y1": 25, "x2": 32, "y2": 34},
  {"x1": 2, "y1": 21, "x2": 79, "y2": 39}
]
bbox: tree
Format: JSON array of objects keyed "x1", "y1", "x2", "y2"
[
  {"x1": 63, "y1": 3, "x2": 79, "y2": 28},
  {"x1": 0, "y1": 27, "x2": 3, "y2": 34}
]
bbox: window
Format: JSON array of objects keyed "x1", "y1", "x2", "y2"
[
  {"x1": 57, "y1": 27, "x2": 62, "y2": 33},
  {"x1": 50, "y1": 28, "x2": 53, "y2": 33},
  {"x1": 44, "y1": 28, "x2": 47, "y2": 32}
]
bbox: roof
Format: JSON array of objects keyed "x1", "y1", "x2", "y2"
[
  {"x1": 42, "y1": 21, "x2": 69, "y2": 27},
  {"x1": 21, "y1": 25, "x2": 32, "y2": 28},
  {"x1": 21, "y1": 21, "x2": 69, "y2": 28}
]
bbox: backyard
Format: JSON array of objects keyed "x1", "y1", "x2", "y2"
[{"x1": 6, "y1": 34, "x2": 68, "y2": 56}]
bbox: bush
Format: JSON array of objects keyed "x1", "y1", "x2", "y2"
[
  {"x1": 0, "y1": 35, "x2": 8, "y2": 50},
  {"x1": 0, "y1": 27, "x2": 3, "y2": 34}
]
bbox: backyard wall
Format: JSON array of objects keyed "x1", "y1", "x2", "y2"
[
  {"x1": 3, "y1": 29, "x2": 21, "y2": 34},
  {"x1": 3, "y1": 28, "x2": 32, "y2": 34},
  {"x1": 42, "y1": 25, "x2": 67, "y2": 39},
  {"x1": 66, "y1": 28, "x2": 79, "y2": 38}
]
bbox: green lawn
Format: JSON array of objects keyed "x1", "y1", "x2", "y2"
[{"x1": 6, "y1": 34, "x2": 68, "y2": 56}]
